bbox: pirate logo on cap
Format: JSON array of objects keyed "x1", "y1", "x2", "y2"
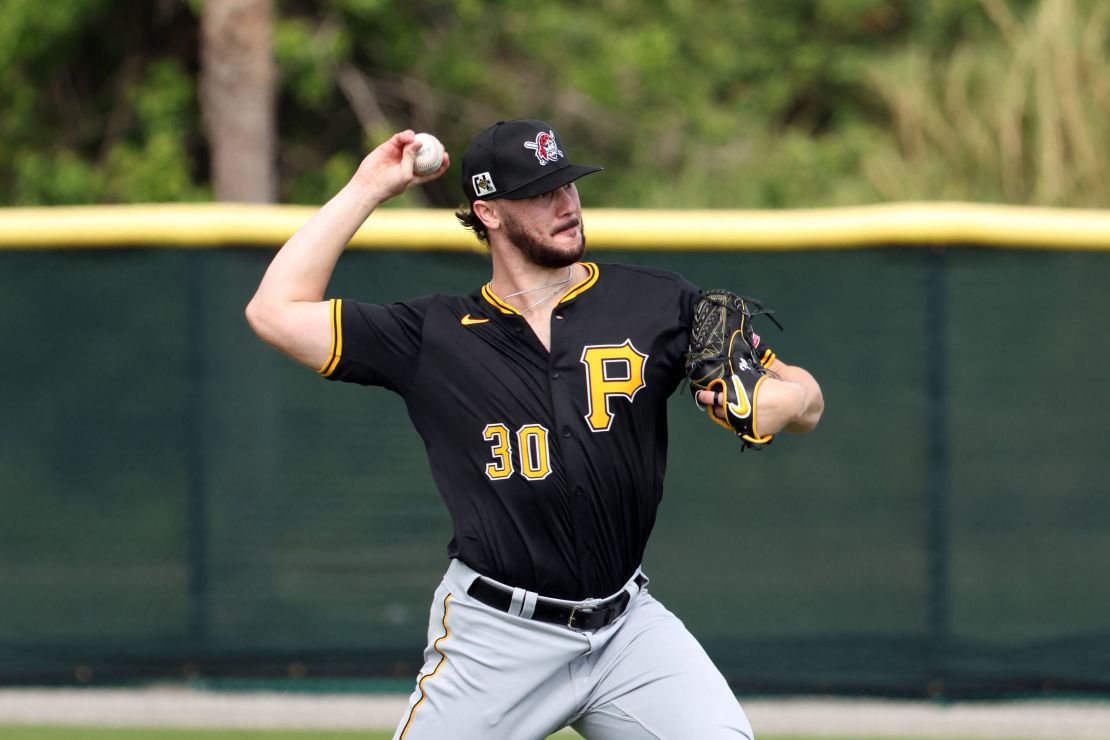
[{"x1": 524, "y1": 130, "x2": 564, "y2": 166}]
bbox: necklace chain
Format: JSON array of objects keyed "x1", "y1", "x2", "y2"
[
  {"x1": 501, "y1": 266, "x2": 573, "y2": 300},
  {"x1": 521, "y1": 283, "x2": 569, "y2": 314}
]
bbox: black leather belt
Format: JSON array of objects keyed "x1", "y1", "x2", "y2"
[{"x1": 467, "y1": 575, "x2": 647, "y2": 631}]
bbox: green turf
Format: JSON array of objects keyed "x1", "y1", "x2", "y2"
[
  {"x1": 0, "y1": 728, "x2": 969, "y2": 740},
  {"x1": 2, "y1": 731, "x2": 375, "y2": 740}
]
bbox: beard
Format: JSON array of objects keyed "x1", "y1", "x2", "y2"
[{"x1": 501, "y1": 210, "x2": 586, "y2": 269}]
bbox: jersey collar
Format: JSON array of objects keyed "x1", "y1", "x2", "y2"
[{"x1": 481, "y1": 262, "x2": 599, "y2": 316}]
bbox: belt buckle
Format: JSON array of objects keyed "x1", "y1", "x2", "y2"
[
  {"x1": 567, "y1": 604, "x2": 600, "y2": 630},
  {"x1": 567, "y1": 601, "x2": 608, "y2": 630},
  {"x1": 566, "y1": 605, "x2": 582, "y2": 629}
]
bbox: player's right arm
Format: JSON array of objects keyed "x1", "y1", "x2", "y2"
[{"x1": 244, "y1": 130, "x2": 449, "y2": 369}]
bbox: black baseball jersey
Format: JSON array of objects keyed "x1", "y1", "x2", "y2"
[{"x1": 320, "y1": 262, "x2": 701, "y2": 600}]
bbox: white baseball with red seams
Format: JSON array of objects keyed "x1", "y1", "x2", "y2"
[{"x1": 413, "y1": 133, "x2": 445, "y2": 175}]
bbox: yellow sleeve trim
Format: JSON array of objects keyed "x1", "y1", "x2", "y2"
[
  {"x1": 318, "y1": 298, "x2": 343, "y2": 377},
  {"x1": 760, "y1": 348, "x2": 776, "y2": 368}
]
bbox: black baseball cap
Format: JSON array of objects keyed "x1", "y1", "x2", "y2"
[{"x1": 461, "y1": 119, "x2": 602, "y2": 203}]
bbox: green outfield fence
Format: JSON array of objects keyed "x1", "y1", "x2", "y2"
[{"x1": 2, "y1": 204, "x2": 1109, "y2": 698}]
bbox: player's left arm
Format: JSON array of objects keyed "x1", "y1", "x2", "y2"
[
  {"x1": 694, "y1": 358, "x2": 823, "y2": 436},
  {"x1": 761, "y1": 358, "x2": 823, "y2": 434}
]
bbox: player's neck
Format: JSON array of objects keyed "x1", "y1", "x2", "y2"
[{"x1": 489, "y1": 260, "x2": 582, "y2": 316}]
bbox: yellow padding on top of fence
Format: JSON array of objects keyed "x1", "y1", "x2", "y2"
[{"x1": 1, "y1": 202, "x2": 1108, "y2": 251}]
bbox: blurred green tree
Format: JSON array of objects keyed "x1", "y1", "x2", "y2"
[
  {"x1": 3, "y1": 0, "x2": 1104, "y2": 210},
  {"x1": 0, "y1": 0, "x2": 208, "y2": 204},
  {"x1": 200, "y1": 0, "x2": 278, "y2": 202},
  {"x1": 863, "y1": 0, "x2": 1109, "y2": 207}
]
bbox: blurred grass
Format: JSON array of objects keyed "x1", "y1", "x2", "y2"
[{"x1": 0, "y1": 728, "x2": 985, "y2": 740}]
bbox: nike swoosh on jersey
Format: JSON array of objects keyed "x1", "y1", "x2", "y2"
[{"x1": 461, "y1": 314, "x2": 490, "y2": 326}]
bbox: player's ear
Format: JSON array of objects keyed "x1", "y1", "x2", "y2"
[{"x1": 473, "y1": 200, "x2": 500, "y2": 231}]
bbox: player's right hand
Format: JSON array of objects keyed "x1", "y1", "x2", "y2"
[{"x1": 352, "y1": 130, "x2": 450, "y2": 202}]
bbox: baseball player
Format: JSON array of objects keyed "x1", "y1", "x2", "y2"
[{"x1": 246, "y1": 119, "x2": 823, "y2": 739}]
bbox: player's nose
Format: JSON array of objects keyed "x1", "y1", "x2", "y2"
[{"x1": 553, "y1": 183, "x2": 578, "y2": 214}]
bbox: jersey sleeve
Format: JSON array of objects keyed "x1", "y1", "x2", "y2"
[
  {"x1": 674, "y1": 276, "x2": 703, "y2": 365},
  {"x1": 317, "y1": 295, "x2": 435, "y2": 393}
]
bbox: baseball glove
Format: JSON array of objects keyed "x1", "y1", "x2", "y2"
[{"x1": 685, "y1": 290, "x2": 782, "y2": 449}]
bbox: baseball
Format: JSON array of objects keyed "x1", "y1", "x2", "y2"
[{"x1": 413, "y1": 132, "x2": 445, "y2": 175}]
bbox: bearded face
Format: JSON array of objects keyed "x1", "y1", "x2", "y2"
[{"x1": 499, "y1": 204, "x2": 586, "y2": 269}]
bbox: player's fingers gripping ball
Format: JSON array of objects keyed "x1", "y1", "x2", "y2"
[
  {"x1": 413, "y1": 132, "x2": 445, "y2": 175},
  {"x1": 685, "y1": 290, "x2": 782, "y2": 449}
]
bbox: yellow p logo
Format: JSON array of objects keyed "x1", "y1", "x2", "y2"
[{"x1": 580, "y1": 340, "x2": 649, "y2": 432}]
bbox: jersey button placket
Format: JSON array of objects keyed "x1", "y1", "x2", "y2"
[{"x1": 548, "y1": 306, "x2": 564, "y2": 380}]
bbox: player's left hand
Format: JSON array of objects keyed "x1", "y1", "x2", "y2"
[
  {"x1": 686, "y1": 290, "x2": 779, "y2": 448},
  {"x1": 696, "y1": 374, "x2": 814, "y2": 440}
]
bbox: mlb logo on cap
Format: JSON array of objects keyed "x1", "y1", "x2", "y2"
[
  {"x1": 472, "y1": 172, "x2": 497, "y2": 197},
  {"x1": 461, "y1": 119, "x2": 602, "y2": 203}
]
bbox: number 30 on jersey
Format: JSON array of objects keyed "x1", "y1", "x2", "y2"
[
  {"x1": 482, "y1": 424, "x2": 552, "y2": 481},
  {"x1": 480, "y1": 340, "x2": 648, "y2": 482}
]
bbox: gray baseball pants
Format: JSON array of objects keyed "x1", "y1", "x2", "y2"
[{"x1": 393, "y1": 558, "x2": 753, "y2": 739}]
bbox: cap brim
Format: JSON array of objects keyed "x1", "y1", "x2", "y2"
[{"x1": 486, "y1": 163, "x2": 603, "y2": 201}]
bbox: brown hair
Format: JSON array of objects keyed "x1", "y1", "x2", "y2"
[{"x1": 455, "y1": 205, "x2": 489, "y2": 244}]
